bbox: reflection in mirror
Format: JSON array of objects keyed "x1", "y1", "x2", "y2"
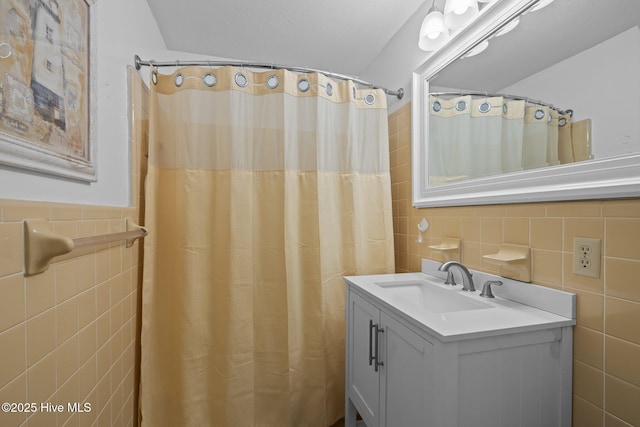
[
  {"x1": 426, "y1": 0, "x2": 640, "y2": 187},
  {"x1": 427, "y1": 92, "x2": 583, "y2": 185}
]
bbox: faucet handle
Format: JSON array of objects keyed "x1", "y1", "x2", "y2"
[
  {"x1": 480, "y1": 280, "x2": 503, "y2": 298},
  {"x1": 444, "y1": 270, "x2": 457, "y2": 286}
]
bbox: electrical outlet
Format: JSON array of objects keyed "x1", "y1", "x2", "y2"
[{"x1": 573, "y1": 237, "x2": 601, "y2": 278}]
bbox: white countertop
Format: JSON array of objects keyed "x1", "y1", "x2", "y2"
[{"x1": 344, "y1": 266, "x2": 576, "y2": 342}]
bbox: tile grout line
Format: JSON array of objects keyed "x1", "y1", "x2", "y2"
[{"x1": 602, "y1": 214, "x2": 607, "y2": 417}]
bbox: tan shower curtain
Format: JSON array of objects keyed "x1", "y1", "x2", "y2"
[{"x1": 139, "y1": 65, "x2": 395, "y2": 427}]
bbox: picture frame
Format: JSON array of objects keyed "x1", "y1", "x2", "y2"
[{"x1": 0, "y1": 0, "x2": 97, "y2": 182}]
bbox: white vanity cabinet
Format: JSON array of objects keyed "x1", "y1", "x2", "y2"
[
  {"x1": 345, "y1": 265, "x2": 575, "y2": 427},
  {"x1": 347, "y1": 291, "x2": 434, "y2": 427}
]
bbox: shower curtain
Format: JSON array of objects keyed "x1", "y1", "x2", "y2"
[
  {"x1": 139, "y1": 65, "x2": 395, "y2": 427},
  {"x1": 428, "y1": 94, "x2": 588, "y2": 185}
]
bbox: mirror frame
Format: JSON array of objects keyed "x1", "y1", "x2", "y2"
[{"x1": 411, "y1": 0, "x2": 640, "y2": 207}]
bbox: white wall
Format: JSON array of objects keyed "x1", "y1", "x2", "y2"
[
  {"x1": 359, "y1": 1, "x2": 434, "y2": 114},
  {"x1": 500, "y1": 26, "x2": 640, "y2": 158},
  {"x1": 0, "y1": 0, "x2": 166, "y2": 206}
]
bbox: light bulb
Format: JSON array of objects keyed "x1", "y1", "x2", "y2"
[
  {"x1": 444, "y1": 0, "x2": 479, "y2": 29},
  {"x1": 418, "y1": 6, "x2": 450, "y2": 50},
  {"x1": 454, "y1": 5, "x2": 467, "y2": 14}
]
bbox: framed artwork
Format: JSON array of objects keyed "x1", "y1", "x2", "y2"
[{"x1": 0, "y1": 0, "x2": 97, "y2": 181}]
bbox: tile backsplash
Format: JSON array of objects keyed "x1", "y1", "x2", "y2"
[{"x1": 389, "y1": 102, "x2": 640, "y2": 427}]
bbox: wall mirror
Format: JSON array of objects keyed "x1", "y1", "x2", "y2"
[{"x1": 412, "y1": 0, "x2": 640, "y2": 207}]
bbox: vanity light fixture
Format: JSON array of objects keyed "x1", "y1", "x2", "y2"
[
  {"x1": 418, "y1": 0, "x2": 482, "y2": 51},
  {"x1": 418, "y1": 2, "x2": 451, "y2": 51},
  {"x1": 418, "y1": 0, "x2": 540, "y2": 53}
]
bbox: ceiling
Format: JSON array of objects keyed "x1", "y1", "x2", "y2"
[
  {"x1": 144, "y1": 0, "x2": 640, "y2": 91},
  {"x1": 144, "y1": 0, "x2": 429, "y2": 77}
]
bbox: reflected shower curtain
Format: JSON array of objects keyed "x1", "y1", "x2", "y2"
[
  {"x1": 139, "y1": 66, "x2": 395, "y2": 427},
  {"x1": 428, "y1": 94, "x2": 585, "y2": 185},
  {"x1": 428, "y1": 95, "x2": 472, "y2": 183}
]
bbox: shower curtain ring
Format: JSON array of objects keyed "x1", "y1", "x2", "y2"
[{"x1": 0, "y1": 42, "x2": 12, "y2": 59}]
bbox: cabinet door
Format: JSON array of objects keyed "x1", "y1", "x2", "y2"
[
  {"x1": 380, "y1": 312, "x2": 434, "y2": 427},
  {"x1": 347, "y1": 291, "x2": 381, "y2": 427}
]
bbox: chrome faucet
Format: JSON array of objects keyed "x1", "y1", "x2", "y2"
[{"x1": 437, "y1": 261, "x2": 476, "y2": 292}]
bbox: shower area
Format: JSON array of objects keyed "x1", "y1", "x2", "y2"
[{"x1": 129, "y1": 59, "x2": 398, "y2": 426}]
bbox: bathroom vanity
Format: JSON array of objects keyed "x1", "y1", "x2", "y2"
[{"x1": 344, "y1": 260, "x2": 575, "y2": 427}]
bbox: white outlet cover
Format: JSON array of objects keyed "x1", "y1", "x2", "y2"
[{"x1": 573, "y1": 237, "x2": 601, "y2": 278}]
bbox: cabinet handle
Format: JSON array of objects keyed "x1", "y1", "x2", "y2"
[
  {"x1": 374, "y1": 325, "x2": 384, "y2": 372},
  {"x1": 369, "y1": 320, "x2": 375, "y2": 366}
]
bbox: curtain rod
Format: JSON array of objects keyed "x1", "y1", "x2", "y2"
[
  {"x1": 430, "y1": 91, "x2": 573, "y2": 116},
  {"x1": 134, "y1": 55, "x2": 404, "y2": 100}
]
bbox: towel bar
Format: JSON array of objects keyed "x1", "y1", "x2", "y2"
[{"x1": 23, "y1": 218, "x2": 147, "y2": 276}]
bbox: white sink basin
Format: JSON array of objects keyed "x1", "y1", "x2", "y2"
[
  {"x1": 346, "y1": 267, "x2": 576, "y2": 341},
  {"x1": 375, "y1": 279, "x2": 492, "y2": 313}
]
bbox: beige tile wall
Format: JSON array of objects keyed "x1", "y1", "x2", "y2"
[
  {"x1": 389, "y1": 103, "x2": 640, "y2": 427},
  {"x1": 0, "y1": 69, "x2": 148, "y2": 427},
  {"x1": 0, "y1": 202, "x2": 142, "y2": 427}
]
